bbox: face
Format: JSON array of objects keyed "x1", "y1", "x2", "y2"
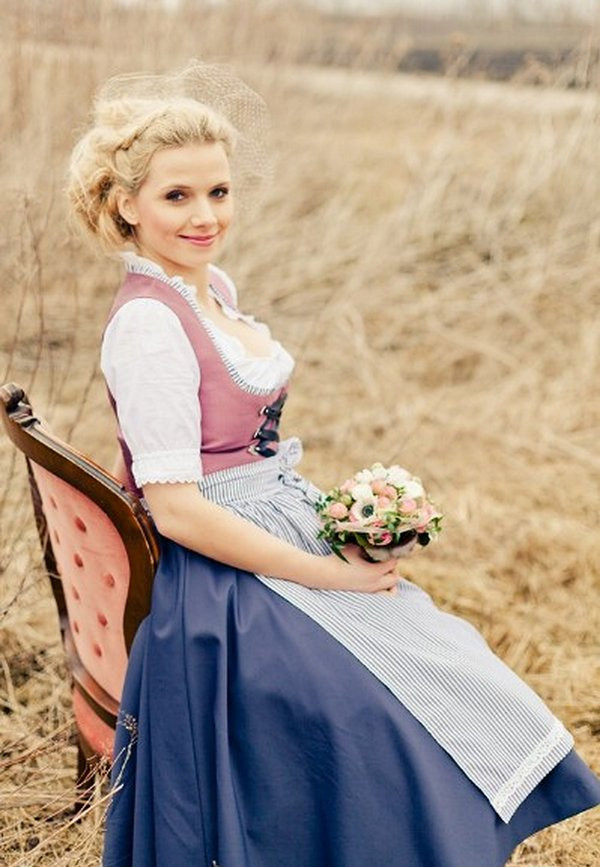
[{"x1": 117, "y1": 141, "x2": 233, "y2": 285}]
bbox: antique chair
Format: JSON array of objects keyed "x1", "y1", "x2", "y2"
[{"x1": 0, "y1": 382, "x2": 159, "y2": 805}]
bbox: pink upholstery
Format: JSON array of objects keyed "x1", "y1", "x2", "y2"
[
  {"x1": 30, "y1": 463, "x2": 130, "y2": 700},
  {"x1": 72, "y1": 687, "x2": 114, "y2": 758}
]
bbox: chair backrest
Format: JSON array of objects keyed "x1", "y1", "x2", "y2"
[{"x1": 0, "y1": 383, "x2": 159, "y2": 753}]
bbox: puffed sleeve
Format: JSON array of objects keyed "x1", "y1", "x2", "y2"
[{"x1": 101, "y1": 299, "x2": 203, "y2": 486}]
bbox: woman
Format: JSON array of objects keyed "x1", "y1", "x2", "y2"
[{"x1": 67, "y1": 61, "x2": 600, "y2": 867}]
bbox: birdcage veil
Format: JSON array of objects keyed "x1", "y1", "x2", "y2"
[{"x1": 96, "y1": 59, "x2": 273, "y2": 207}]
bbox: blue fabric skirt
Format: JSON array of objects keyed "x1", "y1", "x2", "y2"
[{"x1": 103, "y1": 539, "x2": 600, "y2": 867}]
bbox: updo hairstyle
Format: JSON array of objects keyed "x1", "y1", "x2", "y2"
[{"x1": 67, "y1": 96, "x2": 237, "y2": 251}]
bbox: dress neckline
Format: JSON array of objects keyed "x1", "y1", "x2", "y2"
[{"x1": 120, "y1": 251, "x2": 280, "y2": 361}]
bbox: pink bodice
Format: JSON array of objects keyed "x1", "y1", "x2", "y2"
[{"x1": 104, "y1": 270, "x2": 288, "y2": 497}]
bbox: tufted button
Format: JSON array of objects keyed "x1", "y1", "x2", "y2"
[
  {"x1": 72, "y1": 585, "x2": 81, "y2": 601},
  {"x1": 92, "y1": 643, "x2": 103, "y2": 658},
  {"x1": 74, "y1": 516, "x2": 87, "y2": 532},
  {"x1": 103, "y1": 573, "x2": 116, "y2": 588},
  {"x1": 73, "y1": 553, "x2": 84, "y2": 568},
  {"x1": 97, "y1": 612, "x2": 108, "y2": 628}
]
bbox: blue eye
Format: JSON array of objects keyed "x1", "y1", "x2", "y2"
[
  {"x1": 165, "y1": 189, "x2": 185, "y2": 202},
  {"x1": 211, "y1": 186, "x2": 229, "y2": 199}
]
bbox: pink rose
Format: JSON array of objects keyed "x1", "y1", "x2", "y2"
[
  {"x1": 383, "y1": 485, "x2": 397, "y2": 498},
  {"x1": 415, "y1": 508, "x2": 431, "y2": 531},
  {"x1": 328, "y1": 502, "x2": 349, "y2": 519},
  {"x1": 400, "y1": 497, "x2": 417, "y2": 513},
  {"x1": 369, "y1": 531, "x2": 393, "y2": 546},
  {"x1": 371, "y1": 479, "x2": 387, "y2": 495},
  {"x1": 377, "y1": 496, "x2": 392, "y2": 510}
]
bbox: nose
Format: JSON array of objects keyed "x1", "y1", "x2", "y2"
[{"x1": 190, "y1": 197, "x2": 216, "y2": 228}]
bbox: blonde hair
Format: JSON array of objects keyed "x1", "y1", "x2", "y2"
[{"x1": 67, "y1": 96, "x2": 236, "y2": 251}]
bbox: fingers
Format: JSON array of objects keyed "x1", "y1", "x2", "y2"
[
  {"x1": 379, "y1": 558, "x2": 402, "y2": 577},
  {"x1": 338, "y1": 546, "x2": 403, "y2": 595},
  {"x1": 374, "y1": 566, "x2": 400, "y2": 592}
]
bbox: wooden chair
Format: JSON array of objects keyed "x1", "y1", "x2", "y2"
[{"x1": 0, "y1": 382, "x2": 159, "y2": 806}]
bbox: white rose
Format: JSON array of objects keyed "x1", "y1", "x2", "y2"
[
  {"x1": 402, "y1": 478, "x2": 424, "y2": 498},
  {"x1": 370, "y1": 463, "x2": 388, "y2": 480},
  {"x1": 387, "y1": 465, "x2": 411, "y2": 486},
  {"x1": 351, "y1": 483, "x2": 374, "y2": 501},
  {"x1": 354, "y1": 469, "x2": 374, "y2": 484}
]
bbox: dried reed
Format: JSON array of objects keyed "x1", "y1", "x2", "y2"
[{"x1": 0, "y1": 2, "x2": 599, "y2": 864}]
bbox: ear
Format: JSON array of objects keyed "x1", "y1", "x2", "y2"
[{"x1": 115, "y1": 187, "x2": 140, "y2": 227}]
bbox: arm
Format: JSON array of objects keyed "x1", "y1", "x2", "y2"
[
  {"x1": 103, "y1": 298, "x2": 400, "y2": 593},
  {"x1": 143, "y1": 481, "x2": 402, "y2": 594}
]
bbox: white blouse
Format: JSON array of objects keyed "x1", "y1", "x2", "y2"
[{"x1": 101, "y1": 253, "x2": 295, "y2": 486}]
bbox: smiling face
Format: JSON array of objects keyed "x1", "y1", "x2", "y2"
[{"x1": 116, "y1": 141, "x2": 233, "y2": 288}]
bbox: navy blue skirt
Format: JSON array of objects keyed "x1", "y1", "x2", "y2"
[{"x1": 103, "y1": 539, "x2": 600, "y2": 867}]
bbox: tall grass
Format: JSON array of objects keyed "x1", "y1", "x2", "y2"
[{"x1": 0, "y1": 2, "x2": 599, "y2": 864}]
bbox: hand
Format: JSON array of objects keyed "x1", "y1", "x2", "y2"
[{"x1": 318, "y1": 544, "x2": 401, "y2": 595}]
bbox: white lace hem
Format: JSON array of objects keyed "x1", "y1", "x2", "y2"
[
  {"x1": 132, "y1": 449, "x2": 203, "y2": 487},
  {"x1": 491, "y1": 719, "x2": 574, "y2": 822}
]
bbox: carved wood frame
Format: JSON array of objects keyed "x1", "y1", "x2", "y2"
[{"x1": 0, "y1": 382, "x2": 159, "y2": 734}]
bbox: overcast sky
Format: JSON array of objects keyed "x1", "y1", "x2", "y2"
[
  {"x1": 316, "y1": 0, "x2": 596, "y2": 19},
  {"x1": 150, "y1": 0, "x2": 597, "y2": 22}
]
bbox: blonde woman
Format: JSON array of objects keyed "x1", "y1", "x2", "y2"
[{"x1": 68, "y1": 62, "x2": 599, "y2": 867}]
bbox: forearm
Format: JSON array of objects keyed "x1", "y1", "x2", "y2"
[{"x1": 142, "y1": 481, "x2": 334, "y2": 588}]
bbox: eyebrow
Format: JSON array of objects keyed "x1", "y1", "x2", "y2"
[{"x1": 158, "y1": 180, "x2": 231, "y2": 192}]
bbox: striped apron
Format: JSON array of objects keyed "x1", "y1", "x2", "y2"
[{"x1": 199, "y1": 435, "x2": 573, "y2": 822}]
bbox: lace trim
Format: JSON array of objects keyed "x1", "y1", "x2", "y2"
[
  {"x1": 491, "y1": 719, "x2": 573, "y2": 820},
  {"x1": 136, "y1": 475, "x2": 204, "y2": 485},
  {"x1": 120, "y1": 252, "x2": 213, "y2": 303},
  {"x1": 180, "y1": 284, "x2": 290, "y2": 396},
  {"x1": 121, "y1": 254, "x2": 293, "y2": 397},
  {"x1": 132, "y1": 450, "x2": 203, "y2": 486}
]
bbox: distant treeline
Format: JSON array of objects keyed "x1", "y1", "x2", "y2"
[{"x1": 5, "y1": 0, "x2": 599, "y2": 89}]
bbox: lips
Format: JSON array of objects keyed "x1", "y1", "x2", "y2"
[{"x1": 179, "y1": 233, "x2": 218, "y2": 246}]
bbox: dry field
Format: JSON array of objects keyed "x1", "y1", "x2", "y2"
[{"x1": 1, "y1": 2, "x2": 599, "y2": 865}]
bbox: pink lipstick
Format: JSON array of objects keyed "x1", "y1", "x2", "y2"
[{"x1": 179, "y1": 234, "x2": 217, "y2": 247}]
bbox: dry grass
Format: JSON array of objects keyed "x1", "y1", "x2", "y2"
[{"x1": 1, "y1": 2, "x2": 599, "y2": 864}]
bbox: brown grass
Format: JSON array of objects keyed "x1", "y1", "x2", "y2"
[{"x1": 1, "y1": 2, "x2": 599, "y2": 864}]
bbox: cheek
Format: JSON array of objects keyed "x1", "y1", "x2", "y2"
[
  {"x1": 221, "y1": 203, "x2": 234, "y2": 229},
  {"x1": 144, "y1": 210, "x2": 179, "y2": 238}
]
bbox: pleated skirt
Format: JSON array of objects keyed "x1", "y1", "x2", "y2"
[{"x1": 102, "y1": 536, "x2": 600, "y2": 867}]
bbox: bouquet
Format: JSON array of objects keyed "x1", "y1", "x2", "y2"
[{"x1": 315, "y1": 462, "x2": 442, "y2": 562}]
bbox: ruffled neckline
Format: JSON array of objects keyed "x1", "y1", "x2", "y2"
[
  {"x1": 119, "y1": 252, "x2": 282, "y2": 360},
  {"x1": 118, "y1": 252, "x2": 295, "y2": 397},
  {"x1": 120, "y1": 251, "x2": 231, "y2": 312}
]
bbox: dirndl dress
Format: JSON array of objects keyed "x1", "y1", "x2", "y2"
[
  {"x1": 101, "y1": 259, "x2": 600, "y2": 867},
  {"x1": 102, "y1": 437, "x2": 600, "y2": 867}
]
